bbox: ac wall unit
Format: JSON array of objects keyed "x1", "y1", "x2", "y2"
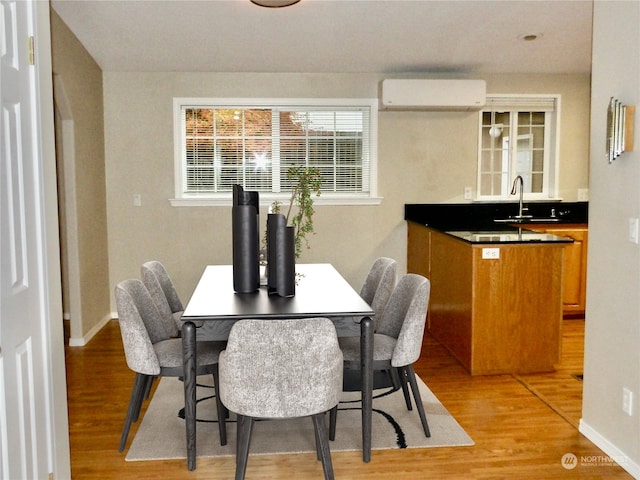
[{"x1": 381, "y1": 79, "x2": 486, "y2": 111}]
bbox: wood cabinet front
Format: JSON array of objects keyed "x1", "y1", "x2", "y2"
[
  {"x1": 524, "y1": 224, "x2": 588, "y2": 315},
  {"x1": 408, "y1": 223, "x2": 564, "y2": 375}
]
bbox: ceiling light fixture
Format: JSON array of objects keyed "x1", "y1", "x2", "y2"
[{"x1": 250, "y1": 0, "x2": 301, "y2": 7}]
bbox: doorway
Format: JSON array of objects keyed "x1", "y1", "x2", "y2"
[{"x1": 53, "y1": 74, "x2": 83, "y2": 345}]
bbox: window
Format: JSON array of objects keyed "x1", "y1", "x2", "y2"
[
  {"x1": 172, "y1": 98, "x2": 379, "y2": 206},
  {"x1": 477, "y1": 95, "x2": 560, "y2": 200}
]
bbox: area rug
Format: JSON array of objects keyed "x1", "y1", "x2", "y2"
[{"x1": 125, "y1": 375, "x2": 474, "y2": 461}]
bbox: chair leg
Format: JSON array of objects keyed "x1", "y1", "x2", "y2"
[
  {"x1": 328, "y1": 405, "x2": 337, "y2": 441},
  {"x1": 212, "y1": 368, "x2": 227, "y2": 446},
  {"x1": 398, "y1": 367, "x2": 412, "y2": 411},
  {"x1": 134, "y1": 375, "x2": 153, "y2": 423},
  {"x1": 131, "y1": 375, "x2": 154, "y2": 424},
  {"x1": 405, "y1": 364, "x2": 430, "y2": 438},
  {"x1": 313, "y1": 412, "x2": 322, "y2": 460},
  {"x1": 312, "y1": 413, "x2": 335, "y2": 480},
  {"x1": 119, "y1": 373, "x2": 148, "y2": 452},
  {"x1": 387, "y1": 368, "x2": 402, "y2": 391},
  {"x1": 142, "y1": 375, "x2": 156, "y2": 401},
  {"x1": 235, "y1": 414, "x2": 254, "y2": 480}
]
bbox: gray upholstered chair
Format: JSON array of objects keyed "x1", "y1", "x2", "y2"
[
  {"x1": 360, "y1": 257, "x2": 397, "y2": 328},
  {"x1": 218, "y1": 318, "x2": 343, "y2": 480},
  {"x1": 334, "y1": 257, "x2": 397, "y2": 336},
  {"x1": 332, "y1": 273, "x2": 431, "y2": 439},
  {"x1": 115, "y1": 279, "x2": 227, "y2": 452},
  {"x1": 141, "y1": 260, "x2": 193, "y2": 336}
]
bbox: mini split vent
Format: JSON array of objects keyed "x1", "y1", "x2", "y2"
[{"x1": 381, "y1": 79, "x2": 487, "y2": 111}]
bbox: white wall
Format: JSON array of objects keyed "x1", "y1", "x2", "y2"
[
  {"x1": 102, "y1": 72, "x2": 590, "y2": 307},
  {"x1": 580, "y1": 1, "x2": 640, "y2": 478}
]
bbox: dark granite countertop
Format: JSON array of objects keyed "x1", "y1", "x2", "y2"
[
  {"x1": 405, "y1": 202, "x2": 587, "y2": 244},
  {"x1": 444, "y1": 230, "x2": 573, "y2": 244}
]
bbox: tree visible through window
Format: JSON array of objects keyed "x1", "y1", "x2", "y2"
[{"x1": 174, "y1": 99, "x2": 377, "y2": 204}]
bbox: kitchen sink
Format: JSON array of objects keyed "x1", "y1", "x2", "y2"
[{"x1": 493, "y1": 217, "x2": 561, "y2": 224}]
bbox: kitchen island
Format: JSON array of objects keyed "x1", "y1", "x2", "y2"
[{"x1": 406, "y1": 202, "x2": 586, "y2": 375}]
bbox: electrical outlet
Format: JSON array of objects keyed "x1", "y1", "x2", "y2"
[
  {"x1": 133, "y1": 194, "x2": 142, "y2": 207},
  {"x1": 482, "y1": 247, "x2": 500, "y2": 259},
  {"x1": 622, "y1": 388, "x2": 634, "y2": 416},
  {"x1": 577, "y1": 188, "x2": 589, "y2": 201},
  {"x1": 464, "y1": 187, "x2": 473, "y2": 200}
]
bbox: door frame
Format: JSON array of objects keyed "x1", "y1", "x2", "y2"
[
  {"x1": 33, "y1": 1, "x2": 71, "y2": 475},
  {"x1": 53, "y1": 74, "x2": 83, "y2": 346}
]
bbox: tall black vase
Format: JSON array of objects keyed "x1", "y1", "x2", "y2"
[
  {"x1": 266, "y1": 213, "x2": 296, "y2": 297},
  {"x1": 232, "y1": 185, "x2": 260, "y2": 293}
]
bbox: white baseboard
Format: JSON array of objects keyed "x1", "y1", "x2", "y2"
[
  {"x1": 579, "y1": 419, "x2": 640, "y2": 479},
  {"x1": 67, "y1": 313, "x2": 115, "y2": 347}
]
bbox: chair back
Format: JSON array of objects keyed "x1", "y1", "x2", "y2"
[
  {"x1": 141, "y1": 261, "x2": 184, "y2": 313},
  {"x1": 141, "y1": 262, "x2": 180, "y2": 337},
  {"x1": 376, "y1": 274, "x2": 430, "y2": 367},
  {"x1": 115, "y1": 279, "x2": 168, "y2": 375},
  {"x1": 219, "y1": 318, "x2": 343, "y2": 419},
  {"x1": 359, "y1": 257, "x2": 397, "y2": 323}
]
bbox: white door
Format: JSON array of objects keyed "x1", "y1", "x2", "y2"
[{"x1": 1, "y1": 0, "x2": 70, "y2": 478}]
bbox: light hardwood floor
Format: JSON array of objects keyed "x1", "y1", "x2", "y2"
[{"x1": 65, "y1": 319, "x2": 633, "y2": 479}]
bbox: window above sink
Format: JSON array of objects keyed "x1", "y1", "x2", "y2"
[{"x1": 476, "y1": 95, "x2": 560, "y2": 202}]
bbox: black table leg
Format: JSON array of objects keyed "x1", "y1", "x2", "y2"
[
  {"x1": 360, "y1": 316, "x2": 373, "y2": 462},
  {"x1": 182, "y1": 321, "x2": 197, "y2": 470}
]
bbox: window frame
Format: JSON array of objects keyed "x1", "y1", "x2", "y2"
[
  {"x1": 171, "y1": 97, "x2": 381, "y2": 207},
  {"x1": 475, "y1": 94, "x2": 561, "y2": 202}
]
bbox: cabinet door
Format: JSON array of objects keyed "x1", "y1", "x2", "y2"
[
  {"x1": 552, "y1": 228, "x2": 588, "y2": 314},
  {"x1": 526, "y1": 225, "x2": 588, "y2": 314},
  {"x1": 407, "y1": 222, "x2": 431, "y2": 278}
]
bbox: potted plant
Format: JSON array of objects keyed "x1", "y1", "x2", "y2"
[{"x1": 270, "y1": 166, "x2": 322, "y2": 259}]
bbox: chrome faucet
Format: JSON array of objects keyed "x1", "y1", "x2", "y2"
[{"x1": 510, "y1": 175, "x2": 526, "y2": 218}]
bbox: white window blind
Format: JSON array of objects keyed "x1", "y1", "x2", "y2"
[
  {"x1": 174, "y1": 98, "x2": 378, "y2": 204},
  {"x1": 483, "y1": 95, "x2": 557, "y2": 112}
]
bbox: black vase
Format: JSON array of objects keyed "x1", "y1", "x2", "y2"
[
  {"x1": 266, "y1": 213, "x2": 296, "y2": 297},
  {"x1": 232, "y1": 185, "x2": 260, "y2": 293}
]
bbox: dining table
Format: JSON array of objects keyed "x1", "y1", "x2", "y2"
[{"x1": 180, "y1": 263, "x2": 375, "y2": 471}]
